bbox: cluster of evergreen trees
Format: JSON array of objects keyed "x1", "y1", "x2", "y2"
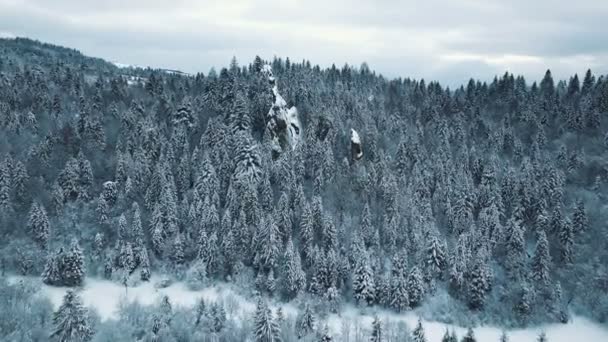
[{"x1": 1, "y1": 36, "x2": 608, "y2": 338}]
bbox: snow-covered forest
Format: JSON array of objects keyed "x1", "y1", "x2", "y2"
[{"x1": 1, "y1": 37, "x2": 608, "y2": 341}]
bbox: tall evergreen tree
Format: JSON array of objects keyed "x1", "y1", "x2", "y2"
[
  {"x1": 28, "y1": 201, "x2": 50, "y2": 250},
  {"x1": 50, "y1": 290, "x2": 94, "y2": 342},
  {"x1": 253, "y1": 298, "x2": 281, "y2": 342}
]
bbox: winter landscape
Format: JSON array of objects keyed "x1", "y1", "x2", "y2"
[{"x1": 1, "y1": 1, "x2": 608, "y2": 341}]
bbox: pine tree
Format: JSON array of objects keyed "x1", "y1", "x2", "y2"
[
  {"x1": 140, "y1": 247, "x2": 151, "y2": 281},
  {"x1": 42, "y1": 250, "x2": 62, "y2": 285},
  {"x1": 28, "y1": 201, "x2": 50, "y2": 250},
  {"x1": 559, "y1": 217, "x2": 574, "y2": 265},
  {"x1": 390, "y1": 272, "x2": 409, "y2": 312},
  {"x1": 467, "y1": 258, "x2": 489, "y2": 310},
  {"x1": 352, "y1": 252, "x2": 375, "y2": 306},
  {"x1": 572, "y1": 199, "x2": 588, "y2": 234},
  {"x1": 50, "y1": 290, "x2": 94, "y2": 342},
  {"x1": 407, "y1": 266, "x2": 425, "y2": 307},
  {"x1": 300, "y1": 202, "x2": 314, "y2": 265},
  {"x1": 426, "y1": 234, "x2": 447, "y2": 277},
  {"x1": 461, "y1": 327, "x2": 476, "y2": 342},
  {"x1": 504, "y1": 218, "x2": 525, "y2": 280},
  {"x1": 95, "y1": 197, "x2": 109, "y2": 225},
  {"x1": 532, "y1": 230, "x2": 551, "y2": 288},
  {"x1": 0, "y1": 159, "x2": 13, "y2": 217},
  {"x1": 370, "y1": 315, "x2": 383, "y2": 342},
  {"x1": 283, "y1": 239, "x2": 305, "y2": 299},
  {"x1": 515, "y1": 282, "x2": 532, "y2": 324},
  {"x1": 118, "y1": 213, "x2": 129, "y2": 242},
  {"x1": 172, "y1": 233, "x2": 185, "y2": 266},
  {"x1": 319, "y1": 324, "x2": 333, "y2": 342},
  {"x1": 442, "y1": 329, "x2": 451, "y2": 342},
  {"x1": 63, "y1": 239, "x2": 86, "y2": 286},
  {"x1": 58, "y1": 158, "x2": 80, "y2": 201},
  {"x1": 412, "y1": 318, "x2": 427, "y2": 342},
  {"x1": 253, "y1": 298, "x2": 282, "y2": 342},
  {"x1": 297, "y1": 303, "x2": 315, "y2": 339},
  {"x1": 537, "y1": 332, "x2": 548, "y2": 342},
  {"x1": 254, "y1": 217, "x2": 281, "y2": 271},
  {"x1": 195, "y1": 298, "x2": 207, "y2": 326}
]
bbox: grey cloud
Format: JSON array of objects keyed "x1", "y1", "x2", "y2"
[{"x1": 0, "y1": 0, "x2": 606, "y2": 87}]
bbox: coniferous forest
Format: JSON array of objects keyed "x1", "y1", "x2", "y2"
[{"x1": 1, "y1": 37, "x2": 608, "y2": 342}]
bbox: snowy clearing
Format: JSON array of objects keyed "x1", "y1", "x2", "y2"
[{"x1": 9, "y1": 276, "x2": 608, "y2": 342}]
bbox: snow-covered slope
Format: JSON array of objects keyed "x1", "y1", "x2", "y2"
[{"x1": 11, "y1": 276, "x2": 608, "y2": 342}]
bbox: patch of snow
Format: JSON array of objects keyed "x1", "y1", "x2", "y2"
[
  {"x1": 112, "y1": 61, "x2": 138, "y2": 69},
  {"x1": 102, "y1": 181, "x2": 116, "y2": 187},
  {"x1": 9, "y1": 276, "x2": 608, "y2": 342},
  {"x1": 351, "y1": 129, "x2": 361, "y2": 145},
  {"x1": 351, "y1": 129, "x2": 363, "y2": 160}
]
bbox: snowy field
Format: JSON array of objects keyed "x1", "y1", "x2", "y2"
[{"x1": 9, "y1": 276, "x2": 608, "y2": 342}]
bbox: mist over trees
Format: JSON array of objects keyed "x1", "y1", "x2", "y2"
[{"x1": 1, "y1": 37, "x2": 608, "y2": 341}]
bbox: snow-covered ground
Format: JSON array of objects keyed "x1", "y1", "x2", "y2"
[{"x1": 9, "y1": 276, "x2": 608, "y2": 342}]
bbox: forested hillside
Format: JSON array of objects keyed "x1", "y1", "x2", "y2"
[{"x1": 1, "y1": 37, "x2": 608, "y2": 341}]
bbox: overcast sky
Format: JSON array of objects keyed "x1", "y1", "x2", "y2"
[{"x1": 1, "y1": 0, "x2": 607, "y2": 87}]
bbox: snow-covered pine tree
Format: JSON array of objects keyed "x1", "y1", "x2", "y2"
[
  {"x1": 461, "y1": 327, "x2": 476, "y2": 342},
  {"x1": 370, "y1": 315, "x2": 383, "y2": 342},
  {"x1": 319, "y1": 324, "x2": 333, "y2": 342},
  {"x1": 282, "y1": 238, "x2": 305, "y2": 299},
  {"x1": 467, "y1": 258, "x2": 489, "y2": 310},
  {"x1": 296, "y1": 303, "x2": 315, "y2": 339},
  {"x1": 42, "y1": 250, "x2": 62, "y2": 285},
  {"x1": 390, "y1": 272, "x2": 409, "y2": 312},
  {"x1": 50, "y1": 290, "x2": 94, "y2": 342},
  {"x1": 531, "y1": 230, "x2": 551, "y2": 289},
  {"x1": 172, "y1": 233, "x2": 185, "y2": 266},
  {"x1": 504, "y1": 218, "x2": 525, "y2": 280},
  {"x1": 63, "y1": 239, "x2": 85, "y2": 286},
  {"x1": 253, "y1": 298, "x2": 281, "y2": 342},
  {"x1": 412, "y1": 318, "x2": 427, "y2": 342},
  {"x1": 0, "y1": 158, "x2": 12, "y2": 211},
  {"x1": 28, "y1": 201, "x2": 50, "y2": 250},
  {"x1": 559, "y1": 217, "x2": 574, "y2": 265},
  {"x1": 572, "y1": 199, "x2": 588, "y2": 234},
  {"x1": 300, "y1": 202, "x2": 314, "y2": 265},
  {"x1": 140, "y1": 247, "x2": 151, "y2": 281},
  {"x1": 407, "y1": 266, "x2": 425, "y2": 307},
  {"x1": 95, "y1": 196, "x2": 109, "y2": 225},
  {"x1": 426, "y1": 234, "x2": 447, "y2": 278},
  {"x1": 352, "y1": 251, "x2": 375, "y2": 306}
]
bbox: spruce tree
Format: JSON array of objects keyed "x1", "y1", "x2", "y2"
[
  {"x1": 559, "y1": 218, "x2": 574, "y2": 265},
  {"x1": 390, "y1": 273, "x2": 409, "y2": 312},
  {"x1": 63, "y1": 239, "x2": 86, "y2": 287},
  {"x1": 282, "y1": 239, "x2": 305, "y2": 299},
  {"x1": 461, "y1": 327, "x2": 476, "y2": 342},
  {"x1": 352, "y1": 252, "x2": 375, "y2": 306},
  {"x1": 407, "y1": 266, "x2": 425, "y2": 307},
  {"x1": 253, "y1": 298, "x2": 281, "y2": 342},
  {"x1": 297, "y1": 303, "x2": 315, "y2": 339},
  {"x1": 412, "y1": 318, "x2": 427, "y2": 342},
  {"x1": 50, "y1": 290, "x2": 94, "y2": 342},
  {"x1": 370, "y1": 315, "x2": 383, "y2": 342},
  {"x1": 28, "y1": 201, "x2": 50, "y2": 250},
  {"x1": 532, "y1": 230, "x2": 551, "y2": 288}
]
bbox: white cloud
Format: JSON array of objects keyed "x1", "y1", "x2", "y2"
[{"x1": 0, "y1": 0, "x2": 606, "y2": 86}]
